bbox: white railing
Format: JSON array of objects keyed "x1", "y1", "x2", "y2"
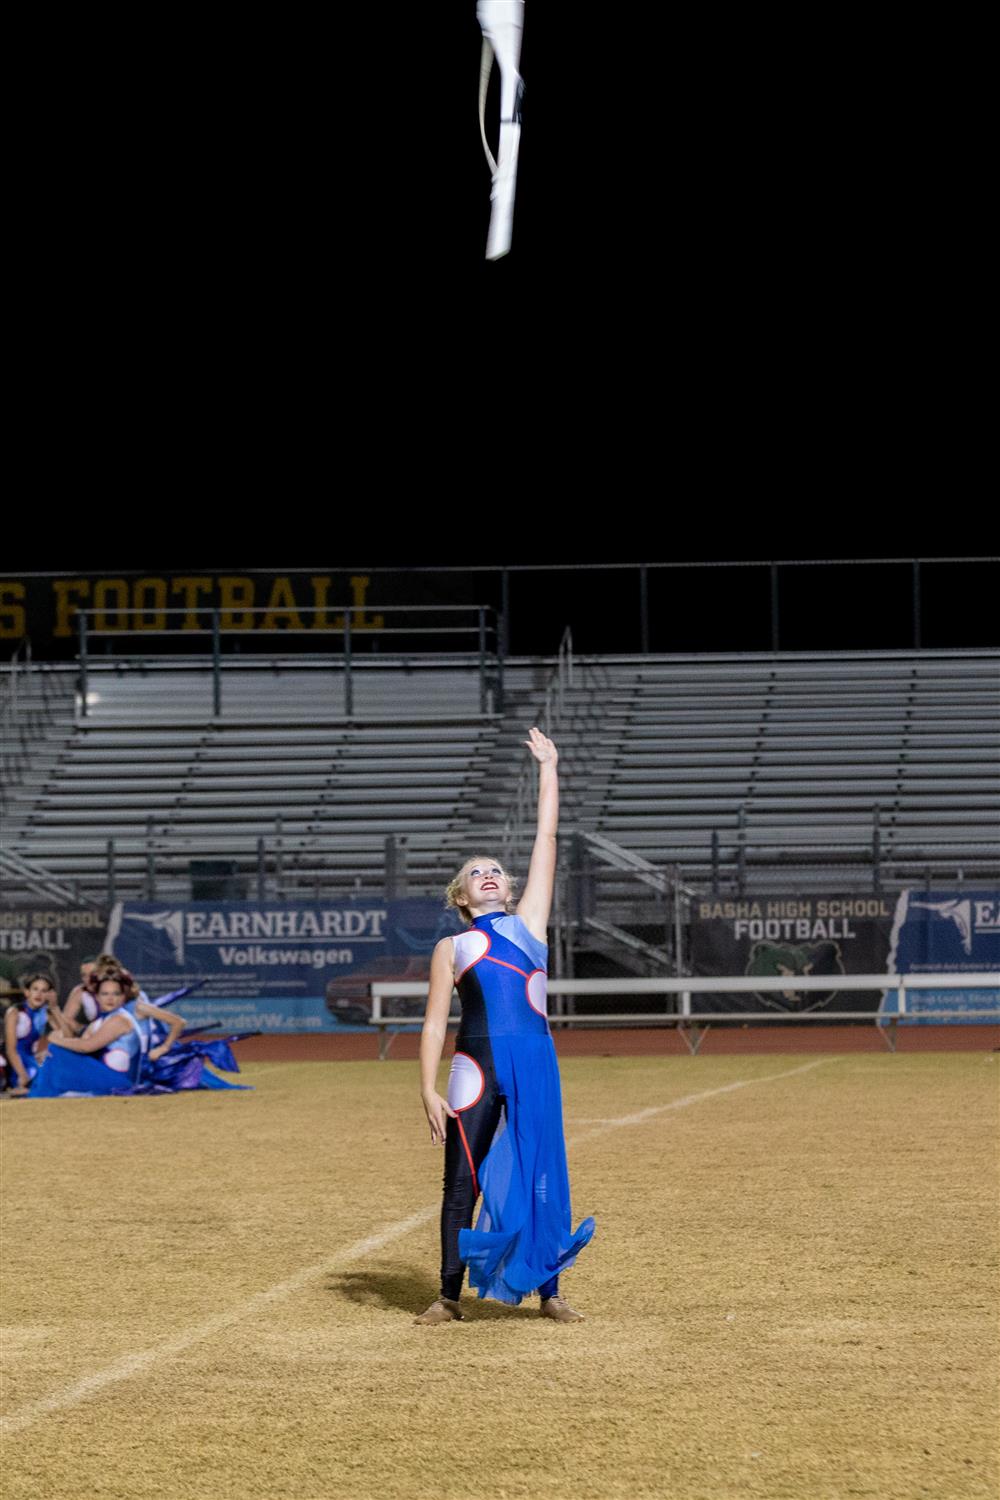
[{"x1": 368, "y1": 972, "x2": 1000, "y2": 1057}]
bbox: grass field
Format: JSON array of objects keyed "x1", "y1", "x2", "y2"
[{"x1": 2, "y1": 1053, "x2": 997, "y2": 1500}]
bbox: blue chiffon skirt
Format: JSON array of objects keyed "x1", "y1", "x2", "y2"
[
  {"x1": 28, "y1": 1038, "x2": 249, "y2": 1098},
  {"x1": 459, "y1": 1033, "x2": 595, "y2": 1304}
]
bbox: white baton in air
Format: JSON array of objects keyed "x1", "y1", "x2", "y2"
[{"x1": 477, "y1": 0, "x2": 525, "y2": 260}]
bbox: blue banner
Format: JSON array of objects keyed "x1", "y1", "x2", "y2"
[
  {"x1": 882, "y1": 890, "x2": 1000, "y2": 1023},
  {"x1": 105, "y1": 899, "x2": 461, "y2": 1032}
]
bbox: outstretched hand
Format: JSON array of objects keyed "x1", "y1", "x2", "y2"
[{"x1": 524, "y1": 726, "x2": 558, "y2": 766}]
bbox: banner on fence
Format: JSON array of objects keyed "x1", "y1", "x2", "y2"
[
  {"x1": 105, "y1": 899, "x2": 460, "y2": 1032},
  {"x1": 0, "y1": 572, "x2": 387, "y2": 655},
  {"x1": 881, "y1": 891, "x2": 1000, "y2": 1024},
  {"x1": 689, "y1": 896, "x2": 894, "y2": 1014},
  {"x1": 0, "y1": 905, "x2": 109, "y2": 1003}
]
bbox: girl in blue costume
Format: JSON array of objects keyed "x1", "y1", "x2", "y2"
[
  {"x1": 416, "y1": 727, "x2": 594, "y2": 1325},
  {"x1": 30, "y1": 968, "x2": 186, "y2": 1097},
  {"x1": 58, "y1": 954, "x2": 105, "y2": 1034},
  {"x1": 3, "y1": 971, "x2": 68, "y2": 1095}
]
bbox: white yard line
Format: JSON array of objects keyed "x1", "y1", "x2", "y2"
[
  {"x1": 1, "y1": 1207, "x2": 439, "y2": 1438},
  {"x1": 566, "y1": 1059, "x2": 834, "y2": 1147},
  {"x1": 2, "y1": 1056, "x2": 834, "y2": 1435}
]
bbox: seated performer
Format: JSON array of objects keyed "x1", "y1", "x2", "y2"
[
  {"x1": 59, "y1": 955, "x2": 102, "y2": 1035},
  {"x1": 415, "y1": 727, "x2": 595, "y2": 1324},
  {"x1": 3, "y1": 971, "x2": 67, "y2": 1095},
  {"x1": 30, "y1": 968, "x2": 185, "y2": 1097}
]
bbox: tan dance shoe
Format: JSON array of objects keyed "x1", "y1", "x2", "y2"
[
  {"x1": 540, "y1": 1295, "x2": 585, "y2": 1323},
  {"x1": 413, "y1": 1297, "x2": 465, "y2": 1325}
]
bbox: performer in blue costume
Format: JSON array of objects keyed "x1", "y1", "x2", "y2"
[
  {"x1": 30, "y1": 967, "x2": 186, "y2": 1097},
  {"x1": 3, "y1": 971, "x2": 67, "y2": 1094},
  {"x1": 30, "y1": 962, "x2": 252, "y2": 1097},
  {"x1": 416, "y1": 727, "x2": 594, "y2": 1325}
]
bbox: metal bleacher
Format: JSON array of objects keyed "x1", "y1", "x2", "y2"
[
  {"x1": 2, "y1": 662, "x2": 505, "y2": 900},
  {"x1": 571, "y1": 650, "x2": 1000, "y2": 893},
  {"x1": 1, "y1": 649, "x2": 998, "y2": 911}
]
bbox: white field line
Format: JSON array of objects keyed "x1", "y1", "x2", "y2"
[
  {"x1": 0, "y1": 1207, "x2": 439, "y2": 1438},
  {"x1": 2, "y1": 1057, "x2": 834, "y2": 1435},
  {"x1": 566, "y1": 1058, "x2": 834, "y2": 1147}
]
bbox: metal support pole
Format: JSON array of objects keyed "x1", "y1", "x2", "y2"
[
  {"x1": 912, "y1": 560, "x2": 921, "y2": 649},
  {"x1": 770, "y1": 564, "x2": 780, "y2": 651},
  {"x1": 343, "y1": 610, "x2": 353, "y2": 717},
  {"x1": 640, "y1": 565, "x2": 649, "y2": 654},
  {"x1": 711, "y1": 829, "x2": 720, "y2": 895},
  {"x1": 478, "y1": 608, "x2": 487, "y2": 715},
  {"x1": 257, "y1": 837, "x2": 266, "y2": 901},
  {"x1": 145, "y1": 816, "x2": 156, "y2": 900},
  {"x1": 872, "y1": 804, "x2": 881, "y2": 896},
  {"x1": 106, "y1": 839, "x2": 116, "y2": 908},
  {"x1": 501, "y1": 569, "x2": 510, "y2": 658},
  {"x1": 275, "y1": 816, "x2": 284, "y2": 896},
  {"x1": 211, "y1": 609, "x2": 221, "y2": 717},
  {"x1": 77, "y1": 609, "x2": 89, "y2": 718},
  {"x1": 569, "y1": 833, "x2": 592, "y2": 924},
  {"x1": 673, "y1": 867, "x2": 684, "y2": 997},
  {"x1": 553, "y1": 872, "x2": 572, "y2": 1021},
  {"x1": 737, "y1": 804, "x2": 747, "y2": 897},
  {"x1": 496, "y1": 611, "x2": 506, "y2": 714}
]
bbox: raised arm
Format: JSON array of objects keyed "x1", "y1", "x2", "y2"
[
  {"x1": 515, "y1": 727, "x2": 558, "y2": 941},
  {"x1": 59, "y1": 987, "x2": 88, "y2": 1036},
  {"x1": 419, "y1": 938, "x2": 457, "y2": 1145}
]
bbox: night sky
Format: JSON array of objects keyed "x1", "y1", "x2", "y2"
[{"x1": 18, "y1": 6, "x2": 985, "y2": 618}]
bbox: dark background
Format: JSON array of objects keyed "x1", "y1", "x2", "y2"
[
  {"x1": 13, "y1": 7, "x2": 989, "y2": 609},
  {"x1": 3, "y1": 555, "x2": 997, "y2": 660}
]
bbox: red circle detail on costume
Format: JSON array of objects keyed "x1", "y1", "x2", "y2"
[
  {"x1": 526, "y1": 969, "x2": 548, "y2": 1016},
  {"x1": 454, "y1": 929, "x2": 490, "y2": 982},
  {"x1": 448, "y1": 1051, "x2": 486, "y2": 1112}
]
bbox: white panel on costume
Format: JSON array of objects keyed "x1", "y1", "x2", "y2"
[
  {"x1": 104, "y1": 1049, "x2": 131, "y2": 1073},
  {"x1": 16, "y1": 1011, "x2": 31, "y2": 1039},
  {"x1": 448, "y1": 1052, "x2": 485, "y2": 1112},
  {"x1": 453, "y1": 929, "x2": 489, "y2": 977},
  {"x1": 526, "y1": 969, "x2": 547, "y2": 1016}
]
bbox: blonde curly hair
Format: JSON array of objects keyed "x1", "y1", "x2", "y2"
[{"x1": 445, "y1": 855, "x2": 519, "y2": 925}]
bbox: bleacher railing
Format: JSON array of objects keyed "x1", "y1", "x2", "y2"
[
  {"x1": 73, "y1": 605, "x2": 504, "y2": 719},
  {"x1": 0, "y1": 642, "x2": 75, "y2": 805}
]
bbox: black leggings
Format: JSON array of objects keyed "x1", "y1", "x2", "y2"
[{"x1": 439, "y1": 1072, "x2": 558, "y2": 1302}]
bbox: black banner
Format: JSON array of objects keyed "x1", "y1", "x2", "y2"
[
  {"x1": 0, "y1": 572, "x2": 400, "y2": 658},
  {"x1": 690, "y1": 895, "x2": 894, "y2": 1014},
  {"x1": 0, "y1": 906, "x2": 109, "y2": 1004}
]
